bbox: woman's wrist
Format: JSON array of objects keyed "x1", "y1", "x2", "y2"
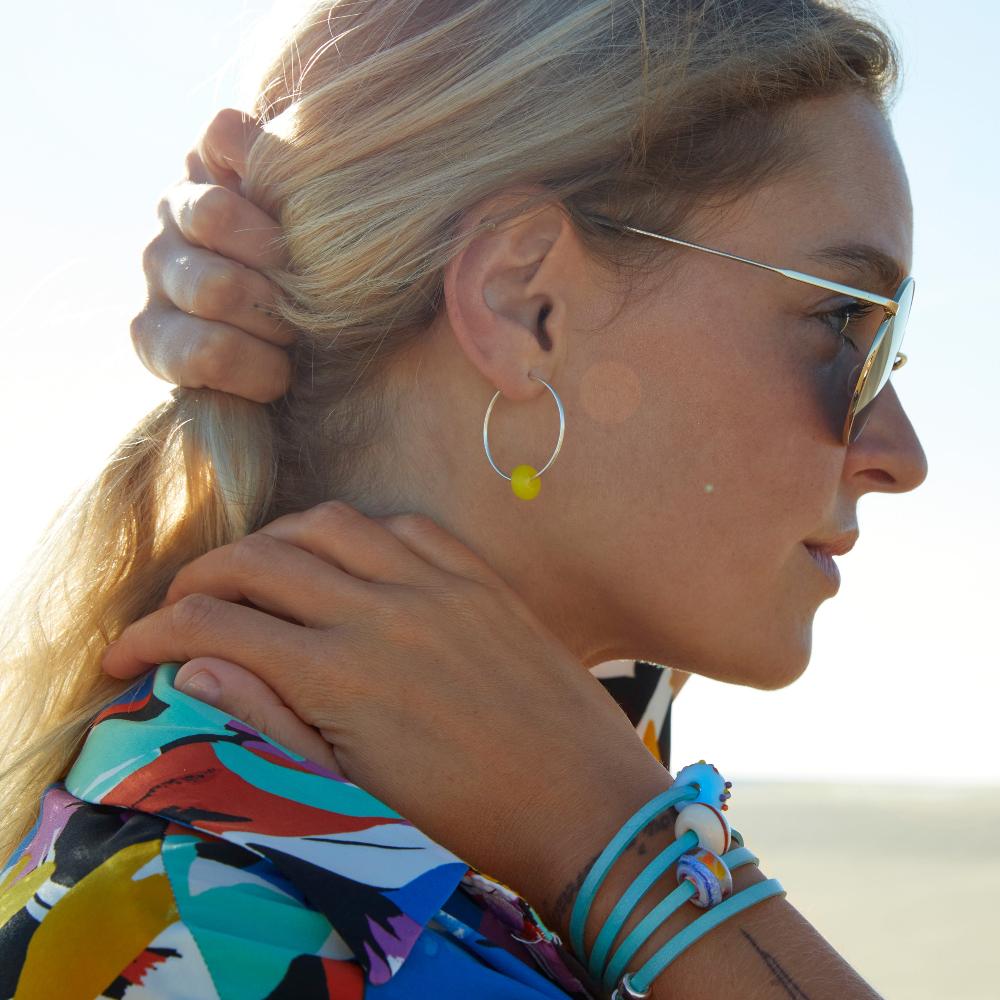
[
  {"x1": 517, "y1": 760, "x2": 683, "y2": 949},
  {"x1": 570, "y1": 825, "x2": 767, "y2": 997},
  {"x1": 513, "y1": 760, "x2": 770, "y2": 996},
  {"x1": 519, "y1": 766, "x2": 880, "y2": 1000}
]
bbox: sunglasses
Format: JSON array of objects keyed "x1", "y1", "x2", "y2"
[{"x1": 587, "y1": 214, "x2": 913, "y2": 446}]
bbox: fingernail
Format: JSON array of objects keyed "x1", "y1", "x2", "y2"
[{"x1": 176, "y1": 670, "x2": 220, "y2": 704}]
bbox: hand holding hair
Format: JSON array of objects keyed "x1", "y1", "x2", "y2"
[{"x1": 130, "y1": 107, "x2": 296, "y2": 403}]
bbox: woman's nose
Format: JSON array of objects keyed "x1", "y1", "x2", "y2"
[{"x1": 845, "y1": 380, "x2": 929, "y2": 493}]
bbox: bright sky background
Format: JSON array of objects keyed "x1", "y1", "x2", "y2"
[{"x1": 1, "y1": 1, "x2": 996, "y2": 785}]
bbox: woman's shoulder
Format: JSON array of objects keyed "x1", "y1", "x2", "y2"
[
  {"x1": 0, "y1": 781, "x2": 367, "y2": 999},
  {"x1": 0, "y1": 784, "x2": 191, "y2": 997},
  {"x1": 1, "y1": 664, "x2": 596, "y2": 998},
  {"x1": 0, "y1": 659, "x2": 673, "y2": 998}
]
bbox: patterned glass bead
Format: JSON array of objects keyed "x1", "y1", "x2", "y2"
[{"x1": 676, "y1": 848, "x2": 733, "y2": 909}]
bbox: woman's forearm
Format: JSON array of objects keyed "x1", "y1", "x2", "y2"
[{"x1": 524, "y1": 771, "x2": 884, "y2": 1000}]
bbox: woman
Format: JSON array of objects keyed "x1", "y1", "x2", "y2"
[{"x1": 0, "y1": 1, "x2": 926, "y2": 997}]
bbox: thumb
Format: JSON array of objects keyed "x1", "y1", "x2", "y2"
[
  {"x1": 186, "y1": 108, "x2": 262, "y2": 192},
  {"x1": 173, "y1": 657, "x2": 345, "y2": 777}
]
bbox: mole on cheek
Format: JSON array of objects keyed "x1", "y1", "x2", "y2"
[{"x1": 579, "y1": 361, "x2": 642, "y2": 425}]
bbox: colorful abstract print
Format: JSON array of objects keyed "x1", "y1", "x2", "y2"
[{"x1": 0, "y1": 660, "x2": 676, "y2": 998}]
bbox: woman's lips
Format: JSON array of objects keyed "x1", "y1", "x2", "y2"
[{"x1": 804, "y1": 543, "x2": 841, "y2": 590}]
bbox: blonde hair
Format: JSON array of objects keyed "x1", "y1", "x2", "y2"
[{"x1": 0, "y1": 0, "x2": 900, "y2": 867}]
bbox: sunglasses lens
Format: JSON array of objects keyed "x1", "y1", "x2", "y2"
[{"x1": 844, "y1": 277, "x2": 914, "y2": 445}]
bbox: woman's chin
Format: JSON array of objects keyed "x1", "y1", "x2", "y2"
[
  {"x1": 616, "y1": 595, "x2": 815, "y2": 691},
  {"x1": 744, "y1": 630, "x2": 814, "y2": 691},
  {"x1": 692, "y1": 626, "x2": 814, "y2": 691}
]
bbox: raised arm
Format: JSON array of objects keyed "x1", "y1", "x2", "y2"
[{"x1": 102, "y1": 501, "x2": 886, "y2": 1000}]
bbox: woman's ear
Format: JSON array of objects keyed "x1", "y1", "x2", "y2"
[{"x1": 441, "y1": 189, "x2": 582, "y2": 403}]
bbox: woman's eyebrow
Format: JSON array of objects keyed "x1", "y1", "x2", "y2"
[{"x1": 804, "y1": 241, "x2": 909, "y2": 295}]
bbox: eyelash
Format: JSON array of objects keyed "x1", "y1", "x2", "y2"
[{"x1": 816, "y1": 300, "x2": 877, "y2": 351}]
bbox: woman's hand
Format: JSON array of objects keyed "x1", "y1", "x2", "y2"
[
  {"x1": 130, "y1": 107, "x2": 295, "y2": 402},
  {"x1": 100, "y1": 500, "x2": 670, "y2": 903},
  {"x1": 164, "y1": 653, "x2": 346, "y2": 777}
]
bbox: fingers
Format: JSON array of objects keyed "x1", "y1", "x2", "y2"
[
  {"x1": 144, "y1": 221, "x2": 294, "y2": 347},
  {"x1": 185, "y1": 108, "x2": 261, "y2": 193},
  {"x1": 130, "y1": 299, "x2": 292, "y2": 403},
  {"x1": 158, "y1": 491, "x2": 500, "y2": 611},
  {"x1": 161, "y1": 531, "x2": 373, "y2": 627},
  {"x1": 256, "y1": 501, "x2": 448, "y2": 588},
  {"x1": 130, "y1": 108, "x2": 296, "y2": 405},
  {"x1": 173, "y1": 656, "x2": 345, "y2": 776},
  {"x1": 101, "y1": 594, "x2": 315, "y2": 699},
  {"x1": 163, "y1": 178, "x2": 289, "y2": 273},
  {"x1": 375, "y1": 512, "x2": 504, "y2": 589},
  {"x1": 135, "y1": 193, "x2": 297, "y2": 401}
]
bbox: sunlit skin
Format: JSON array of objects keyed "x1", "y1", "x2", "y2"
[
  {"x1": 81, "y1": 89, "x2": 931, "y2": 1000},
  {"x1": 322, "y1": 90, "x2": 928, "y2": 691}
]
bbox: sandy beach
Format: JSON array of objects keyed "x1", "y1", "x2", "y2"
[{"x1": 729, "y1": 781, "x2": 999, "y2": 999}]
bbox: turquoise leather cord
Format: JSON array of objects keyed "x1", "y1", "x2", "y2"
[
  {"x1": 569, "y1": 783, "x2": 699, "y2": 961},
  {"x1": 601, "y1": 840, "x2": 757, "y2": 991},
  {"x1": 587, "y1": 828, "x2": 699, "y2": 981},
  {"x1": 572, "y1": 763, "x2": 784, "y2": 998},
  {"x1": 623, "y1": 877, "x2": 787, "y2": 995}
]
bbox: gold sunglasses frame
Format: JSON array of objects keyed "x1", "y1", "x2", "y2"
[{"x1": 587, "y1": 214, "x2": 912, "y2": 446}]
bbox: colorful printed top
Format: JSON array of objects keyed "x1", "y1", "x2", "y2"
[{"x1": 0, "y1": 659, "x2": 679, "y2": 999}]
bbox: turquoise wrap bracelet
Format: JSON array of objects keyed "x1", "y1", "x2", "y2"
[
  {"x1": 594, "y1": 830, "x2": 752, "y2": 987},
  {"x1": 566, "y1": 761, "x2": 788, "y2": 1000},
  {"x1": 612, "y1": 876, "x2": 787, "y2": 997},
  {"x1": 568, "y1": 783, "x2": 699, "y2": 961},
  {"x1": 587, "y1": 827, "x2": 700, "y2": 980}
]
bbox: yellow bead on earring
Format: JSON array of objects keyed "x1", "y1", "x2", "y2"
[
  {"x1": 482, "y1": 374, "x2": 565, "y2": 501},
  {"x1": 511, "y1": 464, "x2": 541, "y2": 500}
]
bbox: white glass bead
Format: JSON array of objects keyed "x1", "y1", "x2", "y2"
[{"x1": 673, "y1": 801, "x2": 732, "y2": 855}]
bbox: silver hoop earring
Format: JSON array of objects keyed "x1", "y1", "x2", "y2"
[{"x1": 482, "y1": 374, "x2": 565, "y2": 501}]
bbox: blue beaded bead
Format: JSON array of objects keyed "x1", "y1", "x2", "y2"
[{"x1": 673, "y1": 760, "x2": 732, "y2": 814}]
